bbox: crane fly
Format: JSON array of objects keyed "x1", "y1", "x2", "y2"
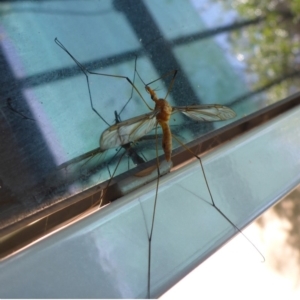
[
  {"x1": 55, "y1": 38, "x2": 264, "y2": 298},
  {"x1": 100, "y1": 81, "x2": 236, "y2": 160}
]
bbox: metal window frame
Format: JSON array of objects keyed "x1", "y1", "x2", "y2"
[{"x1": 0, "y1": 94, "x2": 300, "y2": 298}]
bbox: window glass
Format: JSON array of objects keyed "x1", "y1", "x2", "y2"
[{"x1": 0, "y1": 0, "x2": 298, "y2": 227}]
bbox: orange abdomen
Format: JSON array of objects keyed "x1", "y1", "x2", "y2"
[
  {"x1": 159, "y1": 121, "x2": 172, "y2": 161},
  {"x1": 153, "y1": 98, "x2": 173, "y2": 161}
]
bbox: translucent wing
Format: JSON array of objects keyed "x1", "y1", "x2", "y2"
[
  {"x1": 57, "y1": 147, "x2": 104, "y2": 170},
  {"x1": 100, "y1": 110, "x2": 158, "y2": 150},
  {"x1": 45, "y1": 147, "x2": 106, "y2": 188},
  {"x1": 173, "y1": 104, "x2": 236, "y2": 121}
]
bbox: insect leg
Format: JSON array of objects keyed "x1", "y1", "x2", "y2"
[
  {"x1": 6, "y1": 98, "x2": 34, "y2": 121},
  {"x1": 147, "y1": 121, "x2": 161, "y2": 299},
  {"x1": 172, "y1": 134, "x2": 265, "y2": 262}
]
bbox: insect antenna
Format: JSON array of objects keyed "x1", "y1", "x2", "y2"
[{"x1": 134, "y1": 62, "x2": 178, "y2": 102}]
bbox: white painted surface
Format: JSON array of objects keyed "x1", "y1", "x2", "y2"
[{"x1": 1, "y1": 105, "x2": 300, "y2": 298}]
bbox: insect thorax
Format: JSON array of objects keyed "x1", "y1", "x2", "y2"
[{"x1": 155, "y1": 99, "x2": 172, "y2": 123}]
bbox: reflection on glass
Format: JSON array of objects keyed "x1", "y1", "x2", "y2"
[
  {"x1": 1, "y1": 0, "x2": 300, "y2": 298},
  {"x1": 209, "y1": 0, "x2": 300, "y2": 105},
  {"x1": 0, "y1": 0, "x2": 298, "y2": 236}
]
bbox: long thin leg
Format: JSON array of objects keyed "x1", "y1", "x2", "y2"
[
  {"x1": 118, "y1": 56, "x2": 137, "y2": 116},
  {"x1": 55, "y1": 38, "x2": 150, "y2": 209},
  {"x1": 55, "y1": 38, "x2": 153, "y2": 113},
  {"x1": 147, "y1": 121, "x2": 160, "y2": 299},
  {"x1": 99, "y1": 147, "x2": 128, "y2": 207},
  {"x1": 55, "y1": 38, "x2": 110, "y2": 125},
  {"x1": 171, "y1": 134, "x2": 265, "y2": 262},
  {"x1": 6, "y1": 97, "x2": 34, "y2": 121}
]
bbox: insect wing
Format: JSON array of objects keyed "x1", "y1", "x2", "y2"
[
  {"x1": 173, "y1": 104, "x2": 236, "y2": 121},
  {"x1": 100, "y1": 110, "x2": 158, "y2": 150},
  {"x1": 46, "y1": 147, "x2": 106, "y2": 188},
  {"x1": 57, "y1": 147, "x2": 104, "y2": 170}
]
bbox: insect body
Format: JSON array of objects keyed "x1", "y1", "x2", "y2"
[
  {"x1": 100, "y1": 83, "x2": 236, "y2": 162},
  {"x1": 55, "y1": 38, "x2": 263, "y2": 299}
]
